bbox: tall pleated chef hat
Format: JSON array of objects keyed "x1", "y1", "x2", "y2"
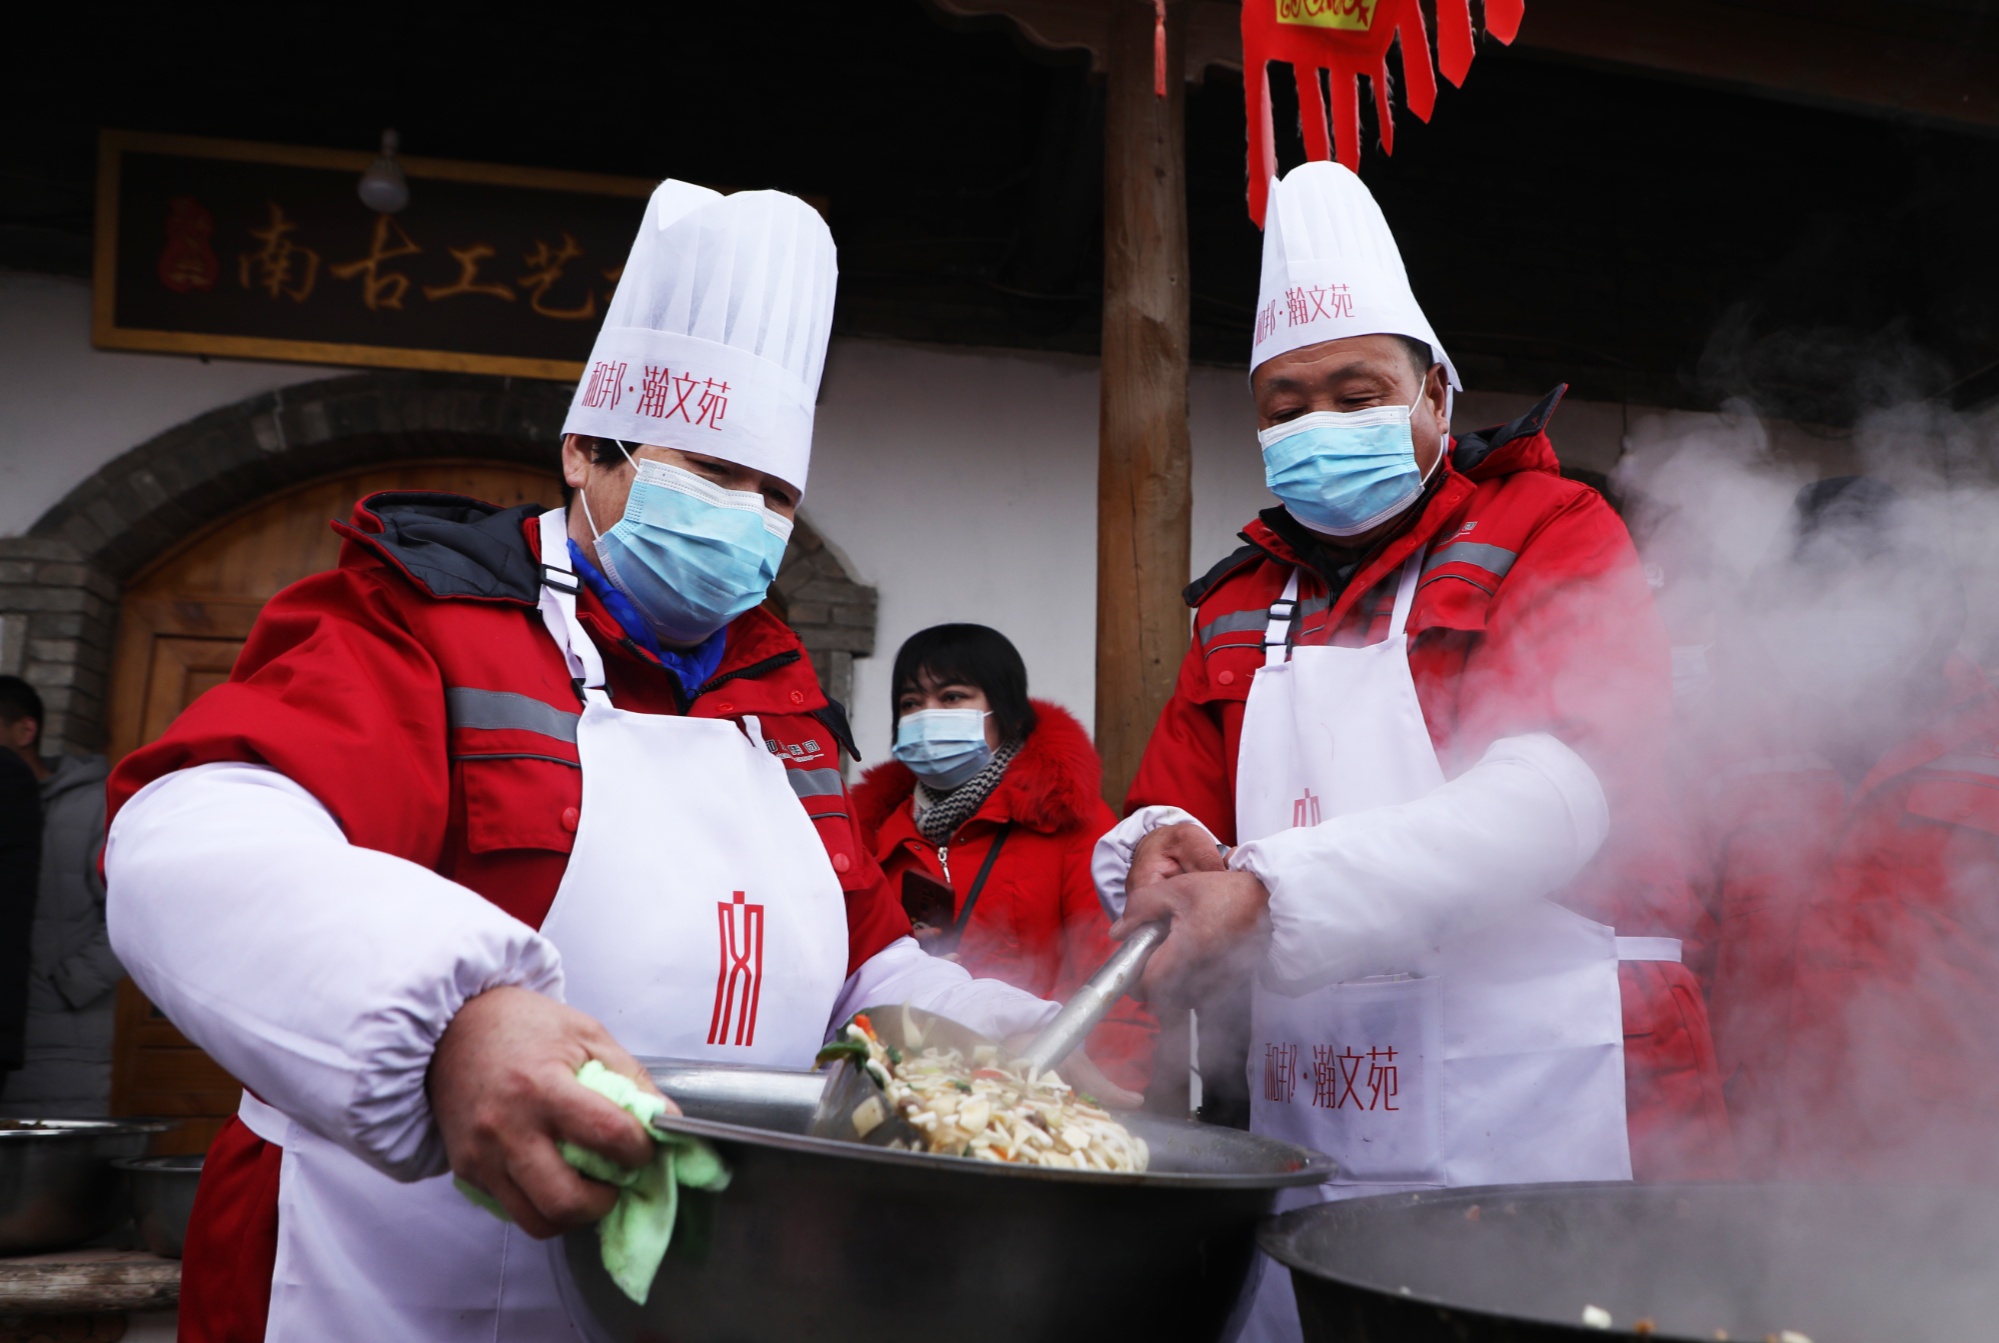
[
  {"x1": 1250, "y1": 161, "x2": 1459, "y2": 390},
  {"x1": 563, "y1": 179, "x2": 837, "y2": 495}
]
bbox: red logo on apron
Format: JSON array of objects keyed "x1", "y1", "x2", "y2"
[{"x1": 707, "y1": 891, "x2": 766, "y2": 1046}]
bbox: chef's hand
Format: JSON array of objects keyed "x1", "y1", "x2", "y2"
[
  {"x1": 429, "y1": 985, "x2": 676, "y2": 1239},
  {"x1": 1126, "y1": 821, "x2": 1228, "y2": 895},
  {"x1": 1111, "y1": 869, "x2": 1271, "y2": 1011},
  {"x1": 1003, "y1": 1032, "x2": 1144, "y2": 1111}
]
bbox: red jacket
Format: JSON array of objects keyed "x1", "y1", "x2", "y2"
[
  {"x1": 1702, "y1": 659, "x2": 1999, "y2": 1181},
  {"x1": 1127, "y1": 388, "x2": 1733, "y2": 1181},
  {"x1": 105, "y1": 492, "x2": 911, "y2": 1343},
  {"x1": 853, "y1": 701, "x2": 1157, "y2": 1092}
]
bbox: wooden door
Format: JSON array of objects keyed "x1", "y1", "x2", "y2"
[{"x1": 107, "y1": 461, "x2": 564, "y2": 1153}]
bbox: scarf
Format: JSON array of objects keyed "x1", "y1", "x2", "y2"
[{"x1": 912, "y1": 737, "x2": 1022, "y2": 846}]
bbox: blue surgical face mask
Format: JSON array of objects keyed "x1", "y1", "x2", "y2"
[
  {"x1": 892, "y1": 709, "x2": 994, "y2": 789},
  {"x1": 579, "y1": 449, "x2": 793, "y2": 646},
  {"x1": 1258, "y1": 394, "x2": 1435, "y2": 537}
]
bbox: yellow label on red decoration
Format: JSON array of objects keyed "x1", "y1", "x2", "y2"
[{"x1": 1275, "y1": 0, "x2": 1377, "y2": 31}]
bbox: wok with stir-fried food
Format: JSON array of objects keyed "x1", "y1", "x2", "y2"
[{"x1": 814, "y1": 1012, "x2": 1149, "y2": 1172}]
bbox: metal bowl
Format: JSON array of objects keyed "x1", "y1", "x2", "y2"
[
  {"x1": 1263, "y1": 1182, "x2": 1999, "y2": 1343},
  {"x1": 0, "y1": 1119, "x2": 169, "y2": 1254},
  {"x1": 114, "y1": 1154, "x2": 204, "y2": 1258},
  {"x1": 556, "y1": 1062, "x2": 1333, "y2": 1343}
]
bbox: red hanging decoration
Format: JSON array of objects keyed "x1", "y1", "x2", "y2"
[{"x1": 1241, "y1": 0, "x2": 1523, "y2": 225}]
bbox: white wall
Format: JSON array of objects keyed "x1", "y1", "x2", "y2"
[
  {"x1": 0, "y1": 267, "x2": 1755, "y2": 772},
  {"x1": 809, "y1": 341, "x2": 1285, "y2": 767},
  {"x1": 0, "y1": 272, "x2": 339, "y2": 536}
]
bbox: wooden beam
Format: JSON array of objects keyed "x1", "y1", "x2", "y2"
[
  {"x1": 1096, "y1": 0, "x2": 1193, "y2": 817},
  {"x1": 1513, "y1": 0, "x2": 1999, "y2": 132},
  {"x1": 924, "y1": 0, "x2": 1243, "y2": 83}
]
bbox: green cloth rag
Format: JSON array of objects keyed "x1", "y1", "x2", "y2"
[{"x1": 455, "y1": 1059, "x2": 730, "y2": 1304}]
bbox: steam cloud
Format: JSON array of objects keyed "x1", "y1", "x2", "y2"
[{"x1": 1616, "y1": 392, "x2": 1999, "y2": 1184}]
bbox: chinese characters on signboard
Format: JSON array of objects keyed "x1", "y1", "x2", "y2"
[{"x1": 94, "y1": 130, "x2": 659, "y2": 380}]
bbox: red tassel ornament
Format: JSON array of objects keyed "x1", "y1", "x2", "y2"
[{"x1": 1241, "y1": 0, "x2": 1521, "y2": 225}]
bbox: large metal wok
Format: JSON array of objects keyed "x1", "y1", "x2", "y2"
[
  {"x1": 1261, "y1": 1182, "x2": 1999, "y2": 1343},
  {"x1": 556, "y1": 1060, "x2": 1334, "y2": 1343}
]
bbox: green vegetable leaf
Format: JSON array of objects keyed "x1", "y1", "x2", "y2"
[{"x1": 814, "y1": 1039, "x2": 870, "y2": 1070}]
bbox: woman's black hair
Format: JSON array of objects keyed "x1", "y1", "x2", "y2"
[{"x1": 891, "y1": 624, "x2": 1038, "y2": 746}]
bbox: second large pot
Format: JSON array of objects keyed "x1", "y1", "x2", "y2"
[
  {"x1": 557, "y1": 1062, "x2": 1334, "y2": 1343},
  {"x1": 1262, "y1": 1181, "x2": 1999, "y2": 1343},
  {"x1": 0, "y1": 1119, "x2": 168, "y2": 1254}
]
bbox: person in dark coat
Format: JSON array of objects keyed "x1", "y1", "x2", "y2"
[
  {"x1": 0, "y1": 672, "x2": 118, "y2": 1116},
  {"x1": 0, "y1": 677, "x2": 47, "y2": 1078}
]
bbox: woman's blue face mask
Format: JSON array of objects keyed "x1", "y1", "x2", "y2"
[
  {"x1": 892, "y1": 708, "x2": 993, "y2": 789},
  {"x1": 580, "y1": 449, "x2": 792, "y2": 646},
  {"x1": 1258, "y1": 393, "x2": 1435, "y2": 538}
]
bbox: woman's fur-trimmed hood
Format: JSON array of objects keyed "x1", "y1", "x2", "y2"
[{"x1": 854, "y1": 699, "x2": 1103, "y2": 837}]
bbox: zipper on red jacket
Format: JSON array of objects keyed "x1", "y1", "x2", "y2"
[{"x1": 694, "y1": 650, "x2": 802, "y2": 699}]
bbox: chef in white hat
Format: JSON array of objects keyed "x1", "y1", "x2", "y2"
[
  {"x1": 101, "y1": 181, "x2": 1128, "y2": 1341},
  {"x1": 1094, "y1": 161, "x2": 1729, "y2": 1340}
]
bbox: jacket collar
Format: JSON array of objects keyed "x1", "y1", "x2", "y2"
[
  {"x1": 339, "y1": 491, "x2": 821, "y2": 712},
  {"x1": 531, "y1": 517, "x2": 821, "y2": 711},
  {"x1": 1232, "y1": 384, "x2": 1570, "y2": 626}
]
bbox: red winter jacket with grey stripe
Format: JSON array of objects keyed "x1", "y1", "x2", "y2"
[
  {"x1": 104, "y1": 492, "x2": 911, "y2": 1343},
  {"x1": 1126, "y1": 387, "x2": 1734, "y2": 1181}
]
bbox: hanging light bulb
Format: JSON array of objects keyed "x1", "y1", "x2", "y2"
[{"x1": 358, "y1": 129, "x2": 409, "y2": 214}]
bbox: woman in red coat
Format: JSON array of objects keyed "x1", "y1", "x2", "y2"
[{"x1": 853, "y1": 625, "x2": 1156, "y2": 1094}]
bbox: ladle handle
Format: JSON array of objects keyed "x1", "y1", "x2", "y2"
[{"x1": 1017, "y1": 921, "x2": 1168, "y2": 1078}]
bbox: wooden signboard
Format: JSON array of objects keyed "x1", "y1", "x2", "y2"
[{"x1": 92, "y1": 130, "x2": 657, "y2": 381}]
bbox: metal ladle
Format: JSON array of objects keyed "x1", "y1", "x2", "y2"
[{"x1": 809, "y1": 921, "x2": 1167, "y2": 1144}]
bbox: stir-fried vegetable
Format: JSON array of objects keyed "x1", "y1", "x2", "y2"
[{"x1": 816, "y1": 1017, "x2": 1149, "y2": 1173}]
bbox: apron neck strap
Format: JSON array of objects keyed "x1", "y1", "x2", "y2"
[
  {"x1": 536, "y1": 508, "x2": 611, "y2": 702},
  {"x1": 1263, "y1": 570, "x2": 1302, "y2": 666},
  {"x1": 1386, "y1": 546, "x2": 1426, "y2": 640},
  {"x1": 1263, "y1": 547, "x2": 1428, "y2": 665}
]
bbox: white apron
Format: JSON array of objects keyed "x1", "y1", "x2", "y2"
[
  {"x1": 1235, "y1": 553, "x2": 1666, "y2": 1343},
  {"x1": 251, "y1": 509, "x2": 850, "y2": 1342}
]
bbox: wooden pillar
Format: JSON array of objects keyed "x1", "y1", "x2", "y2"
[{"x1": 1096, "y1": 0, "x2": 1192, "y2": 815}]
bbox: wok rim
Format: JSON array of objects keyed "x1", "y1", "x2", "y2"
[
  {"x1": 651, "y1": 1108, "x2": 1337, "y2": 1190},
  {"x1": 1260, "y1": 1183, "x2": 1662, "y2": 1338},
  {"x1": 113, "y1": 1154, "x2": 206, "y2": 1172},
  {"x1": 1258, "y1": 1180, "x2": 1990, "y2": 1343},
  {"x1": 0, "y1": 1118, "x2": 172, "y2": 1142}
]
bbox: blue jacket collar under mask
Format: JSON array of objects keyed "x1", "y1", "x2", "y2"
[
  {"x1": 579, "y1": 446, "x2": 793, "y2": 647},
  {"x1": 892, "y1": 709, "x2": 994, "y2": 790},
  {"x1": 1258, "y1": 394, "x2": 1439, "y2": 538}
]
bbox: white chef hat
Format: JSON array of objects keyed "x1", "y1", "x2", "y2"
[
  {"x1": 563, "y1": 179, "x2": 837, "y2": 495},
  {"x1": 1249, "y1": 161, "x2": 1459, "y2": 390}
]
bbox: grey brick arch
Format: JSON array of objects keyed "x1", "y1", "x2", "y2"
[{"x1": 0, "y1": 370, "x2": 875, "y2": 755}]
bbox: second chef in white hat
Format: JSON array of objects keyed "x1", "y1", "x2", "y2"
[
  {"x1": 100, "y1": 180, "x2": 1132, "y2": 1342},
  {"x1": 1093, "y1": 160, "x2": 1730, "y2": 1342}
]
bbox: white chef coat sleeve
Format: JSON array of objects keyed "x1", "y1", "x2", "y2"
[
  {"x1": 829, "y1": 936, "x2": 1059, "y2": 1044},
  {"x1": 1090, "y1": 805, "x2": 1216, "y2": 920},
  {"x1": 1232, "y1": 732, "x2": 1610, "y2": 991},
  {"x1": 104, "y1": 761, "x2": 563, "y2": 1182}
]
